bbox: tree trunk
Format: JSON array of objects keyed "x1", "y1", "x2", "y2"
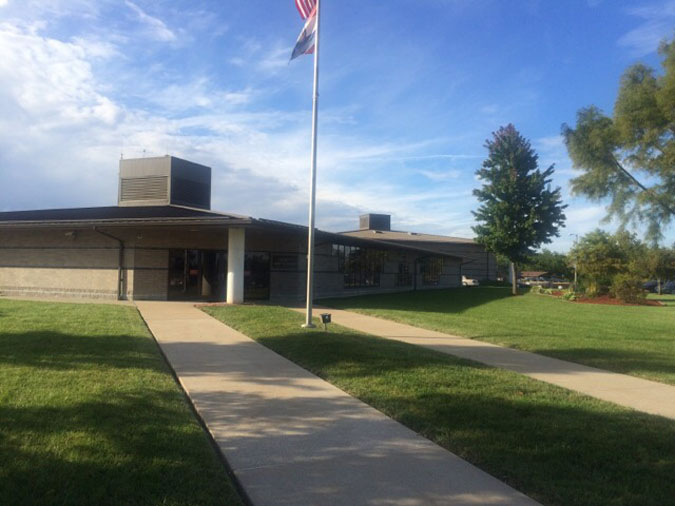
[
  {"x1": 510, "y1": 261, "x2": 518, "y2": 295},
  {"x1": 658, "y1": 278, "x2": 662, "y2": 295}
]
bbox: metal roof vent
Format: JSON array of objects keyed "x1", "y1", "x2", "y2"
[{"x1": 118, "y1": 156, "x2": 211, "y2": 209}]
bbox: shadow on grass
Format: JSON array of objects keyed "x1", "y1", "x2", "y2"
[
  {"x1": 0, "y1": 331, "x2": 165, "y2": 372},
  {"x1": 322, "y1": 286, "x2": 515, "y2": 314},
  {"x1": 0, "y1": 392, "x2": 237, "y2": 506}
]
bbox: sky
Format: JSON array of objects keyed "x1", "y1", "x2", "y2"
[{"x1": 0, "y1": 0, "x2": 674, "y2": 252}]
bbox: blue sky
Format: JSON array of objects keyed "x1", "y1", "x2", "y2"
[{"x1": 0, "y1": 0, "x2": 673, "y2": 251}]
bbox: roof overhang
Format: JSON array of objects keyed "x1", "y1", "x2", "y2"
[{"x1": 0, "y1": 208, "x2": 463, "y2": 260}]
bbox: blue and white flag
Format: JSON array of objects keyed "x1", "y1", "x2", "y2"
[{"x1": 291, "y1": 5, "x2": 317, "y2": 60}]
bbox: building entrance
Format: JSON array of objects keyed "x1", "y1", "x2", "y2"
[{"x1": 168, "y1": 249, "x2": 226, "y2": 301}]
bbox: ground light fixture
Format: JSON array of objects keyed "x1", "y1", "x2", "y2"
[{"x1": 320, "y1": 313, "x2": 331, "y2": 331}]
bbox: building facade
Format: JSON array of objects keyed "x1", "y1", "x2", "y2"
[
  {"x1": 0, "y1": 157, "x2": 464, "y2": 303},
  {"x1": 341, "y1": 214, "x2": 497, "y2": 282}
]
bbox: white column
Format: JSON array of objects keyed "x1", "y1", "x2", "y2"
[{"x1": 227, "y1": 228, "x2": 245, "y2": 304}]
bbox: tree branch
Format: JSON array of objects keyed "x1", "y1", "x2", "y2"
[{"x1": 611, "y1": 155, "x2": 675, "y2": 217}]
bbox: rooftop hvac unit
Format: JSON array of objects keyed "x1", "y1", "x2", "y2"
[
  {"x1": 118, "y1": 156, "x2": 211, "y2": 210},
  {"x1": 359, "y1": 213, "x2": 391, "y2": 231}
]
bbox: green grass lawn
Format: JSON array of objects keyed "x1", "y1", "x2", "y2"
[
  {"x1": 0, "y1": 299, "x2": 244, "y2": 506},
  {"x1": 203, "y1": 304, "x2": 675, "y2": 506},
  {"x1": 322, "y1": 286, "x2": 675, "y2": 385},
  {"x1": 648, "y1": 293, "x2": 675, "y2": 307}
]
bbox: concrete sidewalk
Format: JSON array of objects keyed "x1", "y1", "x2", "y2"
[
  {"x1": 137, "y1": 301, "x2": 540, "y2": 506},
  {"x1": 303, "y1": 308, "x2": 675, "y2": 420}
]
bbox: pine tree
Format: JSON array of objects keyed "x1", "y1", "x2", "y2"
[{"x1": 473, "y1": 125, "x2": 567, "y2": 294}]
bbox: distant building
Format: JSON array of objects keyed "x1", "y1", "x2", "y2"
[
  {"x1": 341, "y1": 214, "x2": 497, "y2": 282},
  {"x1": 0, "y1": 157, "x2": 479, "y2": 303}
]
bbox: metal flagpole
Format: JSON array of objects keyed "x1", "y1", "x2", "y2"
[{"x1": 302, "y1": 0, "x2": 321, "y2": 328}]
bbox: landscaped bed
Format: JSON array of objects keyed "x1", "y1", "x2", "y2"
[
  {"x1": 0, "y1": 299, "x2": 244, "y2": 506},
  {"x1": 204, "y1": 304, "x2": 675, "y2": 506},
  {"x1": 322, "y1": 286, "x2": 675, "y2": 385},
  {"x1": 574, "y1": 294, "x2": 663, "y2": 306}
]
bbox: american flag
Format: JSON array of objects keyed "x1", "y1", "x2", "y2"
[{"x1": 295, "y1": 0, "x2": 316, "y2": 20}]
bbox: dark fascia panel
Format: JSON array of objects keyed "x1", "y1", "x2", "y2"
[{"x1": 0, "y1": 206, "x2": 252, "y2": 227}]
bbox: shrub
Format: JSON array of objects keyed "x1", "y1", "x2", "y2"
[
  {"x1": 610, "y1": 274, "x2": 646, "y2": 304},
  {"x1": 562, "y1": 292, "x2": 577, "y2": 301}
]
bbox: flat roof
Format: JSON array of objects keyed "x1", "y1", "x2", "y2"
[{"x1": 341, "y1": 229, "x2": 477, "y2": 245}]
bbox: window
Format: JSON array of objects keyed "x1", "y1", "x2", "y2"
[
  {"x1": 333, "y1": 244, "x2": 385, "y2": 288},
  {"x1": 244, "y1": 252, "x2": 270, "y2": 300},
  {"x1": 421, "y1": 257, "x2": 444, "y2": 285},
  {"x1": 397, "y1": 258, "x2": 413, "y2": 287}
]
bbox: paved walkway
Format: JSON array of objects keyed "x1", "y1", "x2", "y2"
[
  {"x1": 300, "y1": 308, "x2": 675, "y2": 420},
  {"x1": 137, "y1": 301, "x2": 540, "y2": 506}
]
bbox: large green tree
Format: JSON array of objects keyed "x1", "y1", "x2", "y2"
[
  {"x1": 562, "y1": 38, "x2": 675, "y2": 243},
  {"x1": 473, "y1": 125, "x2": 567, "y2": 294}
]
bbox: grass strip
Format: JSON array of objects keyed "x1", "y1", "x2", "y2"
[
  {"x1": 0, "y1": 299, "x2": 244, "y2": 506},
  {"x1": 647, "y1": 293, "x2": 675, "y2": 307},
  {"x1": 323, "y1": 286, "x2": 675, "y2": 385},
  {"x1": 204, "y1": 304, "x2": 675, "y2": 506}
]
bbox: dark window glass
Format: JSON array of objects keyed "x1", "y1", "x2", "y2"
[
  {"x1": 333, "y1": 244, "x2": 385, "y2": 288},
  {"x1": 245, "y1": 252, "x2": 270, "y2": 300},
  {"x1": 397, "y1": 262, "x2": 413, "y2": 287},
  {"x1": 421, "y1": 257, "x2": 444, "y2": 285}
]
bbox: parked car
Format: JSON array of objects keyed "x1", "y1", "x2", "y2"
[
  {"x1": 462, "y1": 275, "x2": 479, "y2": 287},
  {"x1": 643, "y1": 280, "x2": 658, "y2": 293},
  {"x1": 645, "y1": 280, "x2": 674, "y2": 293}
]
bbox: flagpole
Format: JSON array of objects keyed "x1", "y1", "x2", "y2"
[{"x1": 302, "y1": 0, "x2": 321, "y2": 328}]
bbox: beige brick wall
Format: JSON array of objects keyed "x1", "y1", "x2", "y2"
[
  {"x1": 132, "y1": 249, "x2": 168, "y2": 300},
  {"x1": 0, "y1": 267, "x2": 119, "y2": 299},
  {"x1": 0, "y1": 229, "x2": 121, "y2": 299}
]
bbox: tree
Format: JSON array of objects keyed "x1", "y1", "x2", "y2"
[
  {"x1": 562, "y1": 38, "x2": 675, "y2": 244},
  {"x1": 569, "y1": 230, "x2": 627, "y2": 296},
  {"x1": 522, "y1": 249, "x2": 573, "y2": 279},
  {"x1": 632, "y1": 246, "x2": 675, "y2": 294},
  {"x1": 473, "y1": 125, "x2": 567, "y2": 295}
]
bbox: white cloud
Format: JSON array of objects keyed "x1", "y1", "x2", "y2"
[
  {"x1": 0, "y1": 0, "x2": 9, "y2": 7},
  {"x1": 618, "y1": 1, "x2": 675, "y2": 56},
  {"x1": 417, "y1": 169, "x2": 461, "y2": 182},
  {"x1": 480, "y1": 104, "x2": 499, "y2": 115},
  {"x1": 0, "y1": 23, "x2": 121, "y2": 128},
  {"x1": 70, "y1": 36, "x2": 120, "y2": 60},
  {"x1": 124, "y1": 1, "x2": 175, "y2": 42}
]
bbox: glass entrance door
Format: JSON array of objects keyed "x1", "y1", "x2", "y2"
[{"x1": 168, "y1": 249, "x2": 226, "y2": 301}]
